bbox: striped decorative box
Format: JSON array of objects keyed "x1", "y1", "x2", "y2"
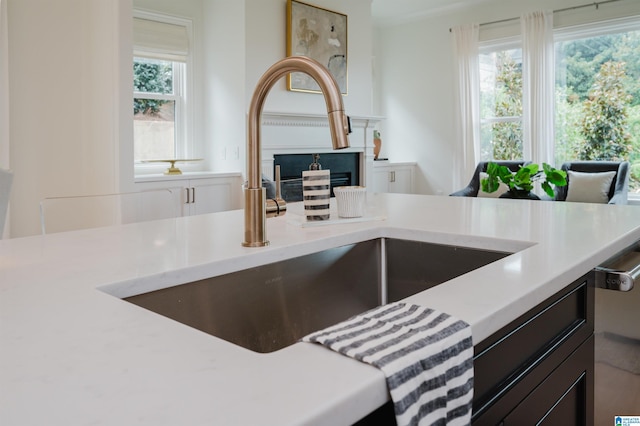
[{"x1": 302, "y1": 169, "x2": 330, "y2": 221}]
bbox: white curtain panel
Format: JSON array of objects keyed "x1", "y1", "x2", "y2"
[
  {"x1": 0, "y1": 0, "x2": 8, "y2": 169},
  {"x1": 0, "y1": 0, "x2": 10, "y2": 239},
  {"x1": 521, "y1": 10, "x2": 555, "y2": 165},
  {"x1": 451, "y1": 24, "x2": 480, "y2": 190}
]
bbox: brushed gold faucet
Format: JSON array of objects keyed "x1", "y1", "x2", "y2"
[{"x1": 243, "y1": 56, "x2": 351, "y2": 247}]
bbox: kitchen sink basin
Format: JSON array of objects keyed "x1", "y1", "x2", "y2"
[{"x1": 124, "y1": 238, "x2": 510, "y2": 353}]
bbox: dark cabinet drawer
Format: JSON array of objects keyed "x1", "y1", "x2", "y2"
[
  {"x1": 472, "y1": 272, "x2": 594, "y2": 424},
  {"x1": 503, "y1": 335, "x2": 594, "y2": 425}
]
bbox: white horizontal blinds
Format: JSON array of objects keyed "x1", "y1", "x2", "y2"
[{"x1": 133, "y1": 17, "x2": 189, "y2": 62}]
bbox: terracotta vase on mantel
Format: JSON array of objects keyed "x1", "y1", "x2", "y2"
[{"x1": 373, "y1": 130, "x2": 382, "y2": 160}]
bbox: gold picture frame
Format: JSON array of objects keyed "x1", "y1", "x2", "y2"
[{"x1": 286, "y1": 0, "x2": 347, "y2": 95}]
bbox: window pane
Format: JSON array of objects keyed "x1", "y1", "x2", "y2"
[
  {"x1": 555, "y1": 30, "x2": 640, "y2": 193},
  {"x1": 134, "y1": 99, "x2": 176, "y2": 160},
  {"x1": 480, "y1": 49, "x2": 523, "y2": 160},
  {"x1": 133, "y1": 57, "x2": 173, "y2": 95}
]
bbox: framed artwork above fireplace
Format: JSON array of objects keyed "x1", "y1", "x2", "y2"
[{"x1": 286, "y1": 0, "x2": 348, "y2": 94}]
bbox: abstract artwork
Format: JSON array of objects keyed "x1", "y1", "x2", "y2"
[{"x1": 287, "y1": 0, "x2": 347, "y2": 94}]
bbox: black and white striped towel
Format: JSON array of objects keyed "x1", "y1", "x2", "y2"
[{"x1": 302, "y1": 302, "x2": 474, "y2": 425}]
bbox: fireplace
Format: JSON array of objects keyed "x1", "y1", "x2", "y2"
[{"x1": 274, "y1": 153, "x2": 360, "y2": 202}]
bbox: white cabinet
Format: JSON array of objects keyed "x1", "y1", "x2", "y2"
[
  {"x1": 135, "y1": 173, "x2": 243, "y2": 217},
  {"x1": 181, "y1": 178, "x2": 241, "y2": 216},
  {"x1": 371, "y1": 162, "x2": 415, "y2": 194}
]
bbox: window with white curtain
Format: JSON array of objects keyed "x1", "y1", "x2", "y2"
[
  {"x1": 479, "y1": 16, "x2": 640, "y2": 193},
  {"x1": 555, "y1": 17, "x2": 640, "y2": 193},
  {"x1": 133, "y1": 11, "x2": 193, "y2": 169}
]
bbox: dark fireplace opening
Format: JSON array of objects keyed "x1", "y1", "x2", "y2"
[{"x1": 274, "y1": 153, "x2": 360, "y2": 202}]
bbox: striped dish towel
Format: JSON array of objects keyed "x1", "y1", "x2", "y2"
[{"x1": 302, "y1": 302, "x2": 473, "y2": 425}]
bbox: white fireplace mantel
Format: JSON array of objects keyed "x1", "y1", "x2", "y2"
[
  {"x1": 262, "y1": 111, "x2": 383, "y2": 128},
  {"x1": 260, "y1": 111, "x2": 383, "y2": 188}
]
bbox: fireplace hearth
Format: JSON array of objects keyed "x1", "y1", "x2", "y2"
[{"x1": 274, "y1": 153, "x2": 360, "y2": 202}]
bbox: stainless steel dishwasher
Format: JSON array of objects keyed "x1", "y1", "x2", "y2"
[{"x1": 593, "y1": 244, "x2": 640, "y2": 424}]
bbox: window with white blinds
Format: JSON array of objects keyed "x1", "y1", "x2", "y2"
[
  {"x1": 133, "y1": 16, "x2": 190, "y2": 62},
  {"x1": 133, "y1": 11, "x2": 194, "y2": 170}
]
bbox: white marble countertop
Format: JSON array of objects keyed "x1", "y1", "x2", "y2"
[{"x1": 2, "y1": 193, "x2": 640, "y2": 425}]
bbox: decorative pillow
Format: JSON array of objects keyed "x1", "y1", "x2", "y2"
[
  {"x1": 477, "y1": 172, "x2": 509, "y2": 198},
  {"x1": 565, "y1": 170, "x2": 616, "y2": 204}
]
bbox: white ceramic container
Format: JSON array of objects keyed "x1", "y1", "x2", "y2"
[{"x1": 334, "y1": 186, "x2": 366, "y2": 218}]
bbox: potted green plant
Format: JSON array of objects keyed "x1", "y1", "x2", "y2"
[{"x1": 481, "y1": 162, "x2": 567, "y2": 199}]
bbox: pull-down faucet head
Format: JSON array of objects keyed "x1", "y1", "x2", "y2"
[{"x1": 243, "y1": 56, "x2": 350, "y2": 247}]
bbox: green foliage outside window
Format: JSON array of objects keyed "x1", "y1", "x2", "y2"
[
  {"x1": 579, "y1": 61, "x2": 632, "y2": 161},
  {"x1": 480, "y1": 50, "x2": 524, "y2": 161},
  {"x1": 491, "y1": 52, "x2": 523, "y2": 160},
  {"x1": 133, "y1": 59, "x2": 173, "y2": 115},
  {"x1": 556, "y1": 30, "x2": 640, "y2": 191},
  {"x1": 558, "y1": 32, "x2": 640, "y2": 106}
]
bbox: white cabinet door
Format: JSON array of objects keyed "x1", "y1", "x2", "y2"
[
  {"x1": 186, "y1": 179, "x2": 240, "y2": 216},
  {"x1": 371, "y1": 163, "x2": 414, "y2": 194},
  {"x1": 136, "y1": 174, "x2": 243, "y2": 217},
  {"x1": 372, "y1": 168, "x2": 392, "y2": 193},
  {"x1": 388, "y1": 168, "x2": 413, "y2": 193}
]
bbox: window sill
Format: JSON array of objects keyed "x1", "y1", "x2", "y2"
[
  {"x1": 135, "y1": 171, "x2": 242, "y2": 183},
  {"x1": 627, "y1": 194, "x2": 640, "y2": 206}
]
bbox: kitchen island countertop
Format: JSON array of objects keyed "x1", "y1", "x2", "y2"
[{"x1": 2, "y1": 193, "x2": 640, "y2": 425}]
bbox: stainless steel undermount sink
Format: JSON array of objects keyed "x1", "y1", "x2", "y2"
[{"x1": 124, "y1": 238, "x2": 511, "y2": 353}]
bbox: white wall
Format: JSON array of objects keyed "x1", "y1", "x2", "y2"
[
  {"x1": 374, "y1": 0, "x2": 640, "y2": 195},
  {"x1": 204, "y1": 0, "x2": 246, "y2": 173},
  {"x1": 7, "y1": 0, "x2": 129, "y2": 237}
]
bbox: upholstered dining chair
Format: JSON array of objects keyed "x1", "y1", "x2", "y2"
[
  {"x1": 450, "y1": 161, "x2": 531, "y2": 197},
  {"x1": 554, "y1": 161, "x2": 630, "y2": 205},
  {"x1": 0, "y1": 168, "x2": 13, "y2": 238}
]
